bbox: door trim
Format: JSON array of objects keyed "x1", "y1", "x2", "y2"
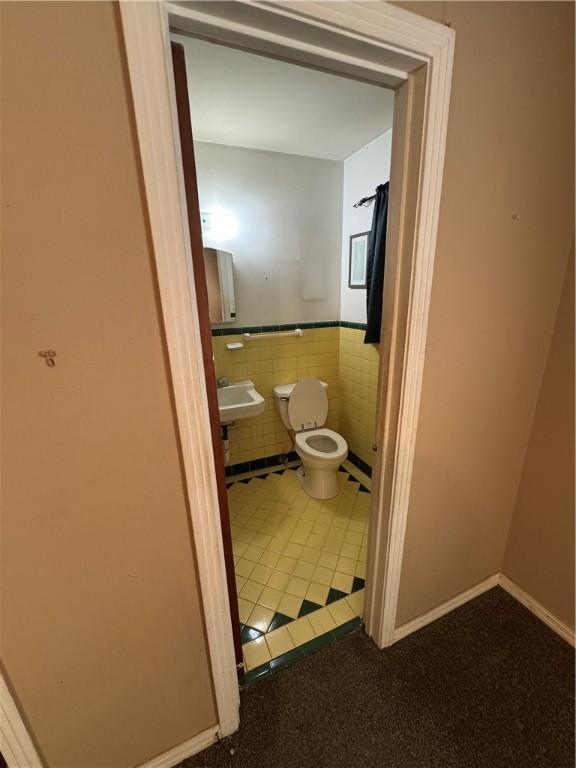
[
  {"x1": 119, "y1": 1, "x2": 240, "y2": 737},
  {"x1": 119, "y1": 0, "x2": 454, "y2": 737},
  {"x1": 0, "y1": 674, "x2": 44, "y2": 768}
]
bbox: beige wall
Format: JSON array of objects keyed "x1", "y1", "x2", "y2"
[
  {"x1": 503, "y1": 250, "x2": 575, "y2": 629},
  {"x1": 395, "y1": 2, "x2": 574, "y2": 624},
  {"x1": 1, "y1": 3, "x2": 217, "y2": 767}
]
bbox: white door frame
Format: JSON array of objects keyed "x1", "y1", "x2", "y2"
[{"x1": 121, "y1": 0, "x2": 454, "y2": 742}]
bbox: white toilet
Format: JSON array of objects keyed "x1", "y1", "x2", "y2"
[{"x1": 273, "y1": 377, "x2": 348, "y2": 499}]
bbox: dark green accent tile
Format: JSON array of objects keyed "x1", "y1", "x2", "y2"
[
  {"x1": 241, "y1": 625, "x2": 263, "y2": 644},
  {"x1": 298, "y1": 599, "x2": 322, "y2": 617},
  {"x1": 359, "y1": 484, "x2": 370, "y2": 494},
  {"x1": 352, "y1": 577, "x2": 366, "y2": 593},
  {"x1": 348, "y1": 451, "x2": 373, "y2": 478},
  {"x1": 332, "y1": 618, "x2": 362, "y2": 640},
  {"x1": 269, "y1": 647, "x2": 304, "y2": 672},
  {"x1": 268, "y1": 612, "x2": 293, "y2": 632},
  {"x1": 242, "y1": 662, "x2": 271, "y2": 687},
  {"x1": 327, "y1": 588, "x2": 348, "y2": 604},
  {"x1": 299, "y1": 631, "x2": 335, "y2": 657}
]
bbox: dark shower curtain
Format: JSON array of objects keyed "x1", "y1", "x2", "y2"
[{"x1": 364, "y1": 182, "x2": 389, "y2": 344}]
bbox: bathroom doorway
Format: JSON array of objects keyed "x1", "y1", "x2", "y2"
[{"x1": 171, "y1": 33, "x2": 395, "y2": 682}]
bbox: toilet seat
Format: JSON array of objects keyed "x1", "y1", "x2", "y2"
[
  {"x1": 288, "y1": 377, "x2": 328, "y2": 432},
  {"x1": 295, "y1": 428, "x2": 348, "y2": 460}
]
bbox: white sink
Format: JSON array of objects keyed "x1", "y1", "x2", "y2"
[{"x1": 217, "y1": 380, "x2": 265, "y2": 425}]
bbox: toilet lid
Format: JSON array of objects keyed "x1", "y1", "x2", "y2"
[{"x1": 288, "y1": 377, "x2": 328, "y2": 432}]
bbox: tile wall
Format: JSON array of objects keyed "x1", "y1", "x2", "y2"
[
  {"x1": 212, "y1": 325, "x2": 378, "y2": 469},
  {"x1": 212, "y1": 327, "x2": 340, "y2": 466},
  {"x1": 338, "y1": 327, "x2": 380, "y2": 468}
]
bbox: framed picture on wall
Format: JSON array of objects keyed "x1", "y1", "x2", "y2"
[{"x1": 348, "y1": 232, "x2": 369, "y2": 289}]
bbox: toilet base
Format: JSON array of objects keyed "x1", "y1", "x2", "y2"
[{"x1": 297, "y1": 463, "x2": 340, "y2": 500}]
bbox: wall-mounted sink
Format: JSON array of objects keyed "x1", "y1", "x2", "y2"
[{"x1": 217, "y1": 380, "x2": 265, "y2": 425}]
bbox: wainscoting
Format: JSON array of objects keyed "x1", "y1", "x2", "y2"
[{"x1": 212, "y1": 322, "x2": 379, "y2": 469}]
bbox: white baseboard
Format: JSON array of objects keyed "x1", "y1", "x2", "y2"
[
  {"x1": 499, "y1": 574, "x2": 575, "y2": 647},
  {"x1": 136, "y1": 726, "x2": 219, "y2": 768},
  {"x1": 394, "y1": 573, "x2": 501, "y2": 641},
  {"x1": 394, "y1": 572, "x2": 575, "y2": 647}
]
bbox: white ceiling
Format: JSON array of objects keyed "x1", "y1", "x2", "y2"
[{"x1": 172, "y1": 34, "x2": 395, "y2": 162}]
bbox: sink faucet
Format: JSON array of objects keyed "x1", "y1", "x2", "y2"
[{"x1": 217, "y1": 377, "x2": 229, "y2": 388}]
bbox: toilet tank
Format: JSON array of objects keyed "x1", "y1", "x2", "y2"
[{"x1": 273, "y1": 380, "x2": 328, "y2": 430}]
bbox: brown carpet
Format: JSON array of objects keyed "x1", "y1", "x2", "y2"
[{"x1": 182, "y1": 587, "x2": 575, "y2": 768}]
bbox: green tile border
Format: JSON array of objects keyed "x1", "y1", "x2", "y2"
[
  {"x1": 212, "y1": 320, "x2": 360, "y2": 337},
  {"x1": 241, "y1": 618, "x2": 363, "y2": 688}
]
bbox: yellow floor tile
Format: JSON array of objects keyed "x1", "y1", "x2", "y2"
[
  {"x1": 265, "y1": 626, "x2": 295, "y2": 658},
  {"x1": 286, "y1": 576, "x2": 309, "y2": 598},
  {"x1": 345, "y1": 531, "x2": 363, "y2": 546},
  {"x1": 269, "y1": 537, "x2": 286, "y2": 553},
  {"x1": 312, "y1": 522, "x2": 330, "y2": 536},
  {"x1": 323, "y1": 538, "x2": 342, "y2": 555},
  {"x1": 328, "y1": 527, "x2": 345, "y2": 542},
  {"x1": 312, "y1": 565, "x2": 334, "y2": 586},
  {"x1": 308, "y1": 606, "x2": 337, "y2": 636},
  {"x1": 283, "y1": 542, "x2": 304, "y2": 558},
  {"x1": 244, "y1": 544, "x2": 265, "y2": 563},
  {"x1": 229, "y1": 468, "x2": 370, "y2": 656},
  {"x1": 250, "y1": 564, "x2": 273, "y2": 585},
  {"x1": 339, "y1": 543, "x2": 360, "y2": 560},
  {"x1": 306, "y1": 582, "x2": 329, "y2": 605},
  {"x1": 318, "y1": 551, "x2": 338, "y2": 569},
  {"x1": 259, "y1": 550, "x2": 281, "y2": 569},
  {"x1": 247, "y1": 604, "x2": 275, "y2": 633},
  {"x1": 346, "y1": 589, "x2": 364, "y2": 617},
  {"x1": 267, "y1": 570, "x2": 290, "y2": 591},
  {"x1": 293, "y1": 560, "x2": 315, "y2": 580},
  {"x1": 277, "y1": 593, "x2": 303, "y2": 619},
  {"x1": 331, "y1": 571, "x2": 354, "y2": 594},
  {"x1": 327, "y1": 598, "x2": 356, "y2": 626},
  {"x1": 243, "y1": 636, "x2": 271, "y2": 671},
  {"x1": 287, "y1": 616, "x2": 316, "y2": 647},
  {"x1": 336, "y1": 556, "x2": 356, "y2": 576},
  {"x1": 276, "y1": 555, "x2": 297, "y2": 574},
  {"x1": 307, "y1": 533, "x2": 325, "y2": 549},
  {"x1": 237, "y1": 597, "x2": 254, "y2": 624},
  {"x1": 239, "y1": 580, "x2": 264, "y2": 603},
  {"x1": 235, "y1": 558, "x2": 256, "y2": 579},
  {"x1": 257, "y1": 585, "x2": 283, "y2": 611},
  {"x1": 252, "y1": 533, "x2": 273, "y2": 549},
  {"x1": 232, "y1": 541, "x2": 248, "y2": 557},
  {"x1": 300, "y1": 546, "x2": 321, "y2": 564}
]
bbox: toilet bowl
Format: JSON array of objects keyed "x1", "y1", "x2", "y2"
[{"x1": 273, "y1": 377, "x2": 348, "y2": 499}]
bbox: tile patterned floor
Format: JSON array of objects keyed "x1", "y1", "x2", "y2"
[{"x1": 228, "y1": 466, "x2": 370, "y2": 676}]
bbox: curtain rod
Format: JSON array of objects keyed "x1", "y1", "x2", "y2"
[{"x1": 353, "y1": 193, "x2": 377, "y2": 208}]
